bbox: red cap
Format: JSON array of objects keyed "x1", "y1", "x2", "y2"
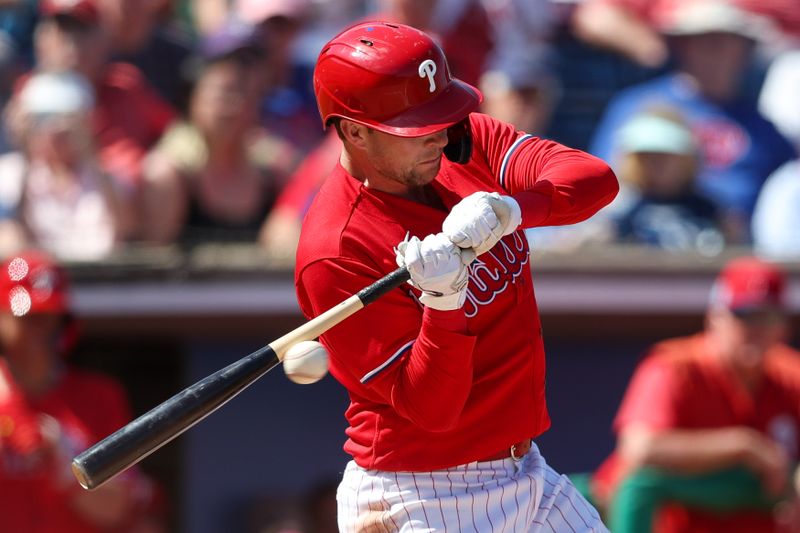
[
  {"x1": 40, "y1": 0, "x2": 100, "y2": 26},
  {"x1": 710, "y1": 257, "x2": 786, "y2": 313},
  {"x1": 0, "y1": 250, "x2": 70, "y2": 317}
]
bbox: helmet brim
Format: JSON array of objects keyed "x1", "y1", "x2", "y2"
[{"x1": 338, "y1": 79, "x2": 483, "y2": 138}]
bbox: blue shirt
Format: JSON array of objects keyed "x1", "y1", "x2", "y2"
[{"x1": 590, "y1": 74, "x2": 795, "y2": 221}]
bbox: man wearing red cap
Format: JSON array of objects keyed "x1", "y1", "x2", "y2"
[
  {"x1": 591, "y1": 257, "x2": 800, "y2": 532},
  {"x1": 296, "y1": 21, "x2": 618, "y2": 531},
  {"x1": 0, "y1": 250, "x2": 144, "y2": 532}
]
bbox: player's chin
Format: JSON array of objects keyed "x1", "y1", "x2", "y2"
[
  {"x1": 415, "y1": 159, "x2": 442, "y2": 181},
  {"x1": 735, "y1": 344, "x2": 768, "y2": 370}
]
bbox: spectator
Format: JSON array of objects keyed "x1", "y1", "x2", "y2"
[
  {"x1": 571, "y1": 0, "x2": 798, "y2": 69},
  {"x1": 752, "y1": 48, "x2": 800, "y2": 260},
  {"x1": 371, "y1": 0, "x2": 494, "y2": 87},
  {"x1": 183, "y1": 0, "x2": 231, "y2": 37},
  {"x1": 613, "y1": 109, "x2": 725, "y2": 254},
  {"x1": 17, "y1": 0, "x2": 177, "y2": 193},
  {"x1": 236, "y1": 0, "x2": 323, "y2": 154},
  {"x1": 479, "y1": 0, "x2": 560, "y2": 134},
  {"x1": 752, "y1": 157, "x2": 800, "y2": 261},
  {"x1": 591, "y1": 257, "x2": 800, "y2": 533},
  {"x1": 0, "y1": 0, "x2": 38, "y2": 154},
  {"x1": 759, "y1": 49, "x2": 800, "y2": 148},
  {"x1": 141, "y1": 21, "x2": 299, "y2": 246},
  {"x1": 98, "y1": 0, "x2": 194, "y2": 110},
  {"x1": 0, "y1": 71, "x2": 134, "y2": 261},
  {"x1": 0, "y1": 250, "x2": 145, "y2": 532},
  {"x1": 258, "y1": 128, "x2": 341, "y2": 260},
  {"x1": 588, "y1": 0, "x2": 795, "y2": 244}
]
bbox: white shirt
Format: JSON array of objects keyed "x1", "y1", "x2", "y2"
[
  {"x1": 0, "y1": 152, "x2": 117, "y2": 261},
  {"x1": 752, "y1": 159, "x2": 800, "y2": 259}
]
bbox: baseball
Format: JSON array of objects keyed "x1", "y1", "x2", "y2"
[{"x1": 282, "y1": 341, "x2": 329, "y2": 384}]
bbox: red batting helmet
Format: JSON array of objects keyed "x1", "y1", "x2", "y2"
[
  {"x1": 0, "y1": 250, "x2": 70, "y2": 317},
  {"x1": 313, "y1": 21, "x2": 483, "y2": 137}
]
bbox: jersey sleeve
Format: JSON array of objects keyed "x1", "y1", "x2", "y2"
[
  {"x1": 470, "y1": 113, "x2": 619, "y2": 228},
  {"x1": 296, "y1": 257, "x2": 477, "y2": 432},
  {"x1": 613, "y1": 353, "x2": 683, "y2": 433}
]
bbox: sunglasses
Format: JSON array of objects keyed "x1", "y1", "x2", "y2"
[{"x1": 730, "y1": 308, "x2": 786, "y2": 325}]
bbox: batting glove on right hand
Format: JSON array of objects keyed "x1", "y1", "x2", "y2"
[
  {"x1": 395, "y1": 233, "x2": 476, "y2": 311},
  {"x1": 442, "y1": 191, "x2": 522, "y2": 255}
]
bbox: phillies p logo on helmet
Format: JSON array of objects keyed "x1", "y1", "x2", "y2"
[{"x1": 418, "y1": 60, "x2": 437, "y2": 93}]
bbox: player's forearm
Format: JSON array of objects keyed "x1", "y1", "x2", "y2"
[
  {"x1": 389, "y1": 309, "x2": 476, "y2": 432},
  {"x1": 619, "y1": 426, "x2": 764, "y2": 474},
  {"x1": 513, "y1": 150, "x2": 618, "y2": 228}
]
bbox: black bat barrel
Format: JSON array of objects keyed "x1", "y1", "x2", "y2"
[{"x1": 72, "y1": 345, "x2": 280, "y2": 489}]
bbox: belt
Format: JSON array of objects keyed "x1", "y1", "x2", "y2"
[{"x1": 478, "y1": 439, "x2": 532, "y2": 462}]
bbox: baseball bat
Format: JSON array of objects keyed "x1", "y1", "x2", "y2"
[{"x1": 71, "y1": 266, "x2": 411, "y2": 490}]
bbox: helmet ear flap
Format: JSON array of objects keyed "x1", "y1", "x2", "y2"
[{"x1": 444, "y1": 118, "x2": 472, "y2": 164}]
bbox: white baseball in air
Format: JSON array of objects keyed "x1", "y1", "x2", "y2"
[{"x1": 282, "y1": 341, "x2": 329, "y2": 384}]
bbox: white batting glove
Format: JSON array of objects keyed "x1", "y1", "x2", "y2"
[
  {"x1": 395, "y1": 233, "x2": 475, "y2": 311},
  {"x1": 442, "y1": 192, "x2": 522, "y2": 255}
]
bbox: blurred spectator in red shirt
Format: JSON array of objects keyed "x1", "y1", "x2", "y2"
[
  {"x1": 0, "y1": 250, "x2": 152, "y2": 532},
  {"x1": 141, "y1": 21, "x2": 300, "y2": 246},
  {"x1": 11, "y1": 0, "x2": 177, "y2": 195},
  {"x1": 0, "y1": 70, "x2": 135, "y2": 260}
]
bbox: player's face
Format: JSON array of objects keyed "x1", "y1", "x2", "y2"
[
  {"x1": 362, "y1": 127, "x2": 450, "y2": 190},
  {"x1": 0, "y1": 312, "x2": 63, "y2": 384},
  {"x1": 635, "y1": 152, "x2": 695, "y2": 198},
  {"x1": 674, "y1": 32, "x2": 752, "y2": 101},
  {"x1": 708, "y1": 307, "x2": 787, "y2": 374}
]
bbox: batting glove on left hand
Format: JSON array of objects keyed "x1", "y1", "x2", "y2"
[
  {"x1": 395, "y1": 233, "x2": 476, "y2": 311},
  {"x1": 442, "y1": 191, "x2": 522, "y2": 255}
]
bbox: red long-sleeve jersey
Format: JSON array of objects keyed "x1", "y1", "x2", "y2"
[{"x1": 295, "y1": 113, "x2": 617, "y2": 471}]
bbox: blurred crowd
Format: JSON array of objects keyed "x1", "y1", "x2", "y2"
[{"x1": 0, "y1": 0, "x2": 794, "y2": 263}]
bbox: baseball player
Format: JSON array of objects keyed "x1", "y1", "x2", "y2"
[
  {"x1": 295, "y1": 21, "x2": 618, "y2": 532},
  {"x1": 593, "y1": 257, "x2": 800, "y2": 532},
  {"x1": 0, "y1": 250, "x2": 142, "y2": 532}
]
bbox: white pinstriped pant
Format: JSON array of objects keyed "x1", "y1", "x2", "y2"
[{"x1": 337, "y1": 443, "x2": 608, "y2": 532}]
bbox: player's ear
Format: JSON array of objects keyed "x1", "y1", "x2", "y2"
[
  {"x1": 444, "y1": 118, "x2": 472, "y2": 164},
  {"x1": 338, "y1": 119, "x2": 370, "y2": 148}
]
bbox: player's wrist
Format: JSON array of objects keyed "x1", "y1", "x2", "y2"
[
  {"x1": 420, "y1": 289, "x2": 467, "y2": 311},
  {"x1": 514, "y1": 189, "x2": 553, "y2": 228},
  {"x1": 423, "y1": 307, "x2": 468, "y2": 331},
  {"x1": 730, "y1": 427, "x2": 766, "y2": 469}
]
